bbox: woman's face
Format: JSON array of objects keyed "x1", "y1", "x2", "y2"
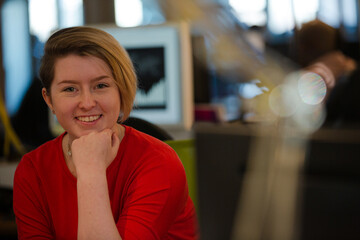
[{"x1": 42, "y1": 54, "x2": 121, "y2": 142}]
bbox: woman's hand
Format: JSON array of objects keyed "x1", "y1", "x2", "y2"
[{"x1": 71, "y1": 129, "x2": 120, "y2": 178}]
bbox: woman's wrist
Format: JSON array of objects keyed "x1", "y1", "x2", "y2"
[{"x1": 76, "y1": 165, "x2": 107, "y2": 181}]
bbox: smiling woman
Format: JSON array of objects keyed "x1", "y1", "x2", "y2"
[
  {"x1": 42, "y1": 54, "x2": 122, "y2": 143},
  {"x1": 12, "y1": 26, "x2": 199, "y2": 240}
]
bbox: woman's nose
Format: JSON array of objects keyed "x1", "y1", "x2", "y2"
[{"x1": 78, "y1": 91, "x2": 96, "y2": 109}]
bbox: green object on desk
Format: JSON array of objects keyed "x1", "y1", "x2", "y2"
[{"x1": 165, "y1": 139, "x2": 198, "y2": 212}]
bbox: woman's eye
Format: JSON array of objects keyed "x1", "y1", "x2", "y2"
[
  {"x1": 96, "y1": 83, "x2": 108, "y2": 89},
  {"x1": 63, "y1": 87, "x2": 75, "y2": 92}
]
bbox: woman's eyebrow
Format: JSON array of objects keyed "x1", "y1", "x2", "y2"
[
  {"x1": 56, "y1": 79, "x2": 77, "y2": 86},
  {"x1": 56, "y1": 75, "x2": 112, "y2": 85},
  {"x1": 90, "y1": 75, "x2": 113, "y2": 82}
]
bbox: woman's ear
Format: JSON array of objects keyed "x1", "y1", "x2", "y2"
[{"x1": 42, "y1": 88, "x2": 54, "y2": 113}]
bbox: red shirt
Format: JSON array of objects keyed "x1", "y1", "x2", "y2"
[{"x1": 13, "y1": 126, "x2": 198, "y2": 239}]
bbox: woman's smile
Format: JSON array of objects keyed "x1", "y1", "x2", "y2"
[{"x1": 76, "y1": 114, "x2": 102, "y2": 123}]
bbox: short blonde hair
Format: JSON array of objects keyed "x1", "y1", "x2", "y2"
[{"x1": 39, "y1": 26, "x2": 137, "y2": 122}]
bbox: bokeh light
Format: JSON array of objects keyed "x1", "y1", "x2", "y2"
[{"x1": 298, "y1": 72, "x2": 326, "y2": 105}]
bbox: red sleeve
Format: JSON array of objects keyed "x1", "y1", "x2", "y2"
[
  {"x1": 116, "y1": 148, "x2": 189, "y2": 239},
  {"x1": 13, "y1": 156, "x2": 54, "y2": 240}
]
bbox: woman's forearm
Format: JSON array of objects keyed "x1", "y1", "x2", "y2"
[{"x1": 77, "y1": 172, "x2": 122, "y2": 240}]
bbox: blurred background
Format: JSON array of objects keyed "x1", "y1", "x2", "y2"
[{"x1": 0, "y1": 0, "x2": 360, "y2": 239}]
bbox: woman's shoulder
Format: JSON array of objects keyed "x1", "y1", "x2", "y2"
[
  {"x1": 122, "y1": 125, "x2": 187, "y2": 179},
  {"x1": 123, "y1": 125, "x2": 175, "y2": 153},
  {"x1": 18, "y1": 133, "x2": 63, "y2": 172},
  {"x1": 25, "y1": 134, "x2": 62, "y2": 158},
  {"x1": 122, "y1": 126, "x2": 181, "y2": 167}
]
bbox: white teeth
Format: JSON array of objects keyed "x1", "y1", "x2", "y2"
[{"x1": 77, "y1": 115, "x2": 100, "y2": 122}]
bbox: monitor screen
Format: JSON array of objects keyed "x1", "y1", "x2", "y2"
[{"x1": 127, "y1": 46, "x2": 166, "y2": 109}]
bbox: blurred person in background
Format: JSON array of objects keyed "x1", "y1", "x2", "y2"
[{"x1": 294, "y1": 19, "x2": 358, "y2": 127}]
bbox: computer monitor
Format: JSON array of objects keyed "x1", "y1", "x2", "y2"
[{"x1": 99, "y1": 22, "x2": 194, "y2": 131}]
